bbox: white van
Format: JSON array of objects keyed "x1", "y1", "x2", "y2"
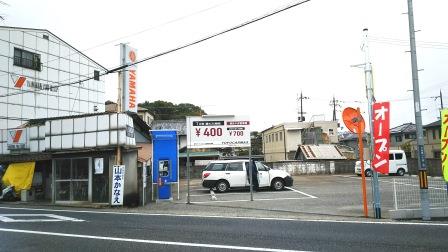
[
  {"x1": 202, "y1": 160, "x2": 293, "y2": 193},
  {"x1": 354, "y1": 150, "x2": 408, "y2": 177}
]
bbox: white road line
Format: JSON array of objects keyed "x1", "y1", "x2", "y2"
[
  {"x1": 0, "y1": 214, "x2": 84, "y2": 223},
  {"x1": 284, "y1": 187, "x2": 318, "y2": 199},
  {"x1": 334, "y1": 175, "x2": 446, "y2": 190},
  {"x1": 190, "y1": 197, "x2": 312, "y2": 204},
  {"x1": 190, "y1": 191, "x2": 297, "y2": 197},
  {"x1": 1, "y1": 206, "x2": 447, "y2": 227},
  {"x1": 0, "y1": 228, "x2": 308, "y2": 252}
]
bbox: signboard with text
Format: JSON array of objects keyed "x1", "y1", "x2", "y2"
[
  {"x1": 186, "y1": 116, "x2": 250, "y2": 149},
  {"x1": 441, "y1": 109, "x2": 448, "y2": 182},
  {"x1": 111, "y1": 165, "x2": 125, "y2": 206},
  {"x1": 7, "y1": 128, "x2": 28, "y2": 150},
  {"x1": 372, "y1": 102, "x2": 390, "y2": 174},
  {"x1": 120, "y1": 44, "x2": 137, "y2": 113}
]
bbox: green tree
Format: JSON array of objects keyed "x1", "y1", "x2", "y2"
[{"x1": 139, "y1": 100, "x2": 206, "y2": 120}]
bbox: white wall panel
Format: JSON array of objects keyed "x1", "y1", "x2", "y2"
[
  {"x1": 48, "y1": 109, "x2": 58, "y2": 118},
  {"x1": 22, "y1": 68, "x2": 34, "y2": 77},
  {"x1": 35, "y1": 93, "x2": 47, "y2": 107},
  {"x1": 8, "y1": 104, "x2": 21, "y2": 118},
  {"x1": 80, "y1": 100, "x2": 88, "y2": 113},
  {"x1": 80, "y1": 63, "x2": 88, "y2": 76},
  {"x1": 36, "y1": 107, "x2": 47, "y2": 118},
  {"x1": 0, "y1": 116, "x2": 6, "y2": 129},
  {"x1": 0, "y1": 41, "x2": 9, "y2": 57},
  {"x1": 0, "y1": 73, "x2": 8, "y2": 88},
  {"x1": 51, "y1": 135, "x2": 61, "y2": 149},
  {"x1": 85, "y1": 132, "x2": 96, "y2": 147},
  {"x1": 97, "y1": 115, "x2": 109, "y2": 131},
  {"x1": 36, "y1": 35, "x2": 49, "y2": 53},
  {"x1": 39, "y1": 140, "x2": 45, "y2": 151},
  {"x1": 48, "y1": 95, "x2": 58, "y2": 109},
  {"x1": 0, "y1": 29, "x2": 9, "y2": 40},
  {"x1": 10, "y1": 31, "x2": 23, "y2": 46},
  {"x1": 0, "y1": 87, "x2": 7, "y2": 103},
  {"x1": 48, "y1": 54, "x2": 58, "y2": 69},
  {"x1": 7, "y1": 119, "x2": 21, "y2": 129},
  {"x1": 45, "y1": 136, "x2": 50, "y2": 149},
  {"x1": 70, "y1": 99, "x2": 80, "y2": 112},
  {"x1": 2, "y1": 143, "x2": 9, "y2": 154},
  {"x1": 97, "y1": 131, "x2": 109, "y2": 146},
  {"x1": 60, "y1": 45, "x2": 69, "y2": 59},
  {"x1": 60, "y1": 58, "x2": 69, "y2": 72},
  {"x1": 0, "y1": 102, "x2": 6, "y2": 117},
  {"x1": 48, "y1": 68, "x2": 58, "y2": 82},
  {"x1": 23, "y1": 32, "x2": 36, "y2": 49},
  {"x1": 0, "y1": 55, "x2": 8, "y2": 72},
  {"x1": 38, "y1": 66, "x2": 48, "y2": 80},
  {"x1": 22, "y1": 105, "x2": 35, "y2": 119},
  {"x1": 85, "y1": 116, "x2": 97, "y2": 132},
  {"x1": 61, "y1": 134, "x2": 73, "y2": 149},
  {"x1": 48, "y1": 41, "x2": 59, "y2": 55},
  {"x1": 73, "y1": 117, "x2": 85, "y2": 133},
  {"x1": 62, "y1": 119, "x2": 74, "y2": 134},
  {"x1": 8, "y1": 92, "x2": 21, "y2": 105},
  {"x1": 73, "y1": 133, "x2": 84, "y2": 148},
  {"x1": 30, "y1": 140, "x2": 38, "y2": 152},
  {"x1": 58, "y1": 97, "x2": 69, "y2": 111},
  {"x1": 22, "y1": 92, "x2": 35, "y2": 106},
  {"x1": 51, "y1": 120, "x2": 62, "y2": 135},
  {"x1": 88, "y1": 90, "x2": 96, "y2": 103},
  {"x1": 97, "y1": 103, "x2": 105, "y2": 113}
]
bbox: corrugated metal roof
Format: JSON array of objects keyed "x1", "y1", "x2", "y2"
[
  {"x1": 152, "y1": 120, "x2": 186, "y2": 135},
  {"x1": 298, "y1": 145, "x2": 346, "y2": 160}
]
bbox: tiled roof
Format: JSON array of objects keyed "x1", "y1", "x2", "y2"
[{"x1": 390, "y1": 123, "x2": 416, "y2": 134}]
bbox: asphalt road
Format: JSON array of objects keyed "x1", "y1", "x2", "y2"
[{"x1": 0, "y1": 206, "x2": 447, "y2": 252}]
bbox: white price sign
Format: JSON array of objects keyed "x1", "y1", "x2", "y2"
[{"x1": 186, "y1": 116, "x2": 250, "y2": 149}]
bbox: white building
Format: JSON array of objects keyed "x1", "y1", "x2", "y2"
[{"x1": 0, "y1": 26, "x2": 106, "y2": 130}]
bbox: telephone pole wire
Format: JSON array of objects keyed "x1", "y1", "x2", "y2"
[{"x1": 297, "y1": 91, "x2": 309, "y2": 122}]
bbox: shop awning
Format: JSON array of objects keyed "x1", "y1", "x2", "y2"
[{"x1": 2, "y1": 162, "x2": 35, "y2": 194}]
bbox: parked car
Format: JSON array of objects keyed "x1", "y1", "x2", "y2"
[
  {"x1": 202, "y1": 160, "x2": 293, "y2": 193},
  {"x1": 355, "y1": 150, "x2": 408, "y2": 177}
]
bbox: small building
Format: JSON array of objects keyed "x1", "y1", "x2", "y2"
[
  {"x1": 0, "y1": 112, "x2": 150, "y2": 206},
  {"x1": 338, "y1": 132, "x2": 369, "y2": 159},
  {"x1": 390, "y1": 123, "x2": 416, "y2": 156},
  {"x1": 422, "y1": 120, "x2": 441, "y2": 159},
  {"x1": 261, "y1": 121, "x2": 339, "y2": 162},
  {"x1": 295, "y1": 144, "x2": 346, "y2": 160}
]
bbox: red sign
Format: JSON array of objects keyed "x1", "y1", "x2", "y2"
[{"x1": 372, "y1": 102, "x2": 390, "y2": 174}]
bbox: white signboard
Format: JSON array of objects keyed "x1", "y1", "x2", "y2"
[
  {"x1": 142, "y1": 161, "x2": 147, "y2": 189},
  {"x1": 186, "y1": 116, "x2": 250, "y2": 149},
  {"x1": 111, "y1": 165, "x2": 125, "y2": 206},
  {"x1": 120, "y1": 44, "x2": 137, "y2": 113},
  {"x1": 94, "y1": 158, "x2": 104, "y2": 174},
  {"x1": 7, "y1": 128, "x2": 28, "y2": 150}
]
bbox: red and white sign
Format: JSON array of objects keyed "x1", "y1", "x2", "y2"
[
  {"x1": 7, "y1": 128, "x2": 28, "y2": 150},
  {"x1": 13, "y1": 75, "x2": 58, "y2": 92},
  {"x1": 120, "y1": 44, "x2": 137, "y2": 113},
  {"x1": 186, "y1": 116, "x2": 250, "y2": 149},
  {"x1": 372, "y1": 102, "x2": 390, "y2": 174}
]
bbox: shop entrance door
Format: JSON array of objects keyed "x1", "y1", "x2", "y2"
[{"x1": 54, "y1": 158, "x2": 91, "y2": 202}]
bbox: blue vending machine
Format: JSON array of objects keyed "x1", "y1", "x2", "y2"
[{"x1": 151, "y1": 130, "x2": 178, "y2": 200}]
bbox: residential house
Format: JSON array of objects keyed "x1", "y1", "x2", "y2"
[
  {"x1": 338, "y1": 132, "x2": 369, "y2": 159},
  {"x1": 261, "y1": 121, "x2": 338, "y2": 162},
  {"x1": 390, "y1": 123, "x2": 416, "y2": 157}
]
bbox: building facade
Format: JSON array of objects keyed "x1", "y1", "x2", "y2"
[
  {"x1": 0, "y1": 26, "x2": 106, "y2": 130},
  {"x1": 262, "y1": 121, "x2": 339, "y2": 162}
]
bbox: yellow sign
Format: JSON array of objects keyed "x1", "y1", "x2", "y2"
[
  {"x1": 1, "y1": 162, "x2": 35, "y2": 194},
  {"x1": 442, "y1": 109, "x2": 448, "y2": 182}
]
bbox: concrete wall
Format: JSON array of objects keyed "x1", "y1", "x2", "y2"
[
  {"x1": 265, "y1": 160, "x2": 356, "y2": 175},
  {"x1": 407, "y1": 158, "x2": 442, "y2": 176}
]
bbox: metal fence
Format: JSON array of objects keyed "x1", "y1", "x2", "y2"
[{"x1": 393, "y1": 176, "x2": 448, "y2": 210}]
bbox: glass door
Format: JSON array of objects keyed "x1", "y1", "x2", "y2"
[{"x1": 54, "y1": 158, "x2": 90, "y2": 202}]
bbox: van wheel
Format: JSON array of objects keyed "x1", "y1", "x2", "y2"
[
  {"x1": 215, "y1": 180, "x2": 229, "y2": 193},
  {"x1": 271, "y1": 178, "x2": 284, "y2": 191},
  {"x1": 365, "y1": 169, "x2": 372, "y2": 177},
  {"x1": 397, "y1": 168, "x2": 405, "y2": 176}
]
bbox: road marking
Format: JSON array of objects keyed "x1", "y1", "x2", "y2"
[
  {"x1": 285, "y1": 187, "x2": 318, "y2": 199},
  {"x1": 0, "y1": 228, "x2": 309, "y2": 252},
  {"x1": 189, "y1": 191, "x2": 298, "y2": 197},
  {"x1": 0, "y1": 214, "x2": 84, "y2": 223},
  {"x1": 1, "y1": 206, "x2": 447, "y2": 227},
  {"x1": 334, "y1": 175, "x2": 446, "y2": 190},
  {"x1": 190, "y1": 197, "x2": 313, "y2": 204}
]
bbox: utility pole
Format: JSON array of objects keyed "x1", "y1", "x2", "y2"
[
  {"x1": 407, "y1": 0, "x2": 431, "y2": 221},
  {"x1": 362, "y1": 28, "x2": 382, "y2": 219},
  {"x1": 297, "y1": 91, "x2": 309, "y2": 122},
  {"x1": 330, "y1": 95, "x2": 341, "y2": 121}
]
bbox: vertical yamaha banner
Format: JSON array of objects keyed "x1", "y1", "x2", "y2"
[
  {"x1": 372, "y1": 102, "x2": 390, "y2": 174},
  {"x1": 120, "y1": 44, "x2": 137, "y2": 113},
  {"x1": 441, "y1": 109, "x2": 448, "y2": 182}
]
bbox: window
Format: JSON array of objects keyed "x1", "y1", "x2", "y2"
[
  {"x1": 268, "y1": 135, "x2": 271, "y2": 142},
  {"x1": 404, "y1": 134, "x2": 410, "y2": 139},
  {"x1": 255, "y1": 162, "x2": 268, "y2": 171},
  {"x1": 279, "y1": 132, "x2": 283, "y2": 141},
  {"x1": 432, "y1": 129, "x2": 437, "y2": 140},
  {"x1": 329, "y1": 129, "x2": 334, "y2": 135},
  {"x1": 395, "y1": 135, "x2": 402, "y2": 142},
  {"x1": 14, "y1": 48, "x2": 42, "y2": 71},
  {"x1": 389, "y1": 154, "x2": 395, "y2": 160},
  {"x1": 434, "y1": 151, "x2": 441, "y2": 159},
  {"x1": 275, "y1": 133, "x2": 278, "y2": 142},
  {"x1": 207, "y1": 163, "x2": 225, "y2": 171},
  {"x1": 226, "y1": 162, "x2": 243, "y2": 171},
  {"x1": 94, "y1": 70, "x2": 100, "y2": 81},
  {"x1": 395, "y1": 153, "x2": 403, "y2": 160}
]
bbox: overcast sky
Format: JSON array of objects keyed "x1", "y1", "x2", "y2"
[{"x1": 3, "y1": 0, "x2": 448, "y2": 132}]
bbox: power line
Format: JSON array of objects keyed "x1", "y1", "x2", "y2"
[{"x1": 0, "y1": 0, "x2": 312, "y2": 99}]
